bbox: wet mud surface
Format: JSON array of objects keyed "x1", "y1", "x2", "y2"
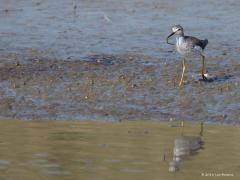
[
  {"x1": 0, "y1": 0, "x2": 240, "y2": 123},
  {"x1": 0, "y1": 51, "x2": 239, "y2": 123}
]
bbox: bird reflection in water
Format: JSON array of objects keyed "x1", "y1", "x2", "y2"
[{"x1": 169, "y1": 121, "x2": 204, "y2": 172}]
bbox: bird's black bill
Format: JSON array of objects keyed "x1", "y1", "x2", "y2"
[{"x1": 166, "y1": 32, "x2": 175, "y2": 45}]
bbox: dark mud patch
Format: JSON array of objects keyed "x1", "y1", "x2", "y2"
[{"x1": 207, "y1": 74, "x2": 233, "y2": 82}]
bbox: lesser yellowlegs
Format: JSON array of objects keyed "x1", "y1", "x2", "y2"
[{"x1": 166, "y1": 25, "x2": 208, "y2": 86}]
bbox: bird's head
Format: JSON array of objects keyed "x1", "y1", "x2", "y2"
[
  {"x1": 172, "y1": 25, "x2": 184, "y2": 35},
  {"x1": 166, "y1": 25, "x2": 184, "y2": 45}
]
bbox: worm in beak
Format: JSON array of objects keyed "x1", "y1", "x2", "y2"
[{"x1": 166, "y1": 32, "x2": 175, "y2": 45}]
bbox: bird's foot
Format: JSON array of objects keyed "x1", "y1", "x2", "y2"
[
  {"x1": 202, "y1": 74, "x2": 208, "y2": 81},
  {"x1": 199, "y1": 73, "x2": 214, "y2": 82}
]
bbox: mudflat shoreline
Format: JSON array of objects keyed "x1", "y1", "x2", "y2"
[{"x1": 0, "y1": 51, "x2": 239, "y2": 123}]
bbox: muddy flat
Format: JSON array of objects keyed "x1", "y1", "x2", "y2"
[{"x1": 0, "y1": 0, "x2": 239, "y2": 123}]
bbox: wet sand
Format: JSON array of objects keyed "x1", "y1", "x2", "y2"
[{"x1": 0, "y1": 0, "x2": 239, "y2": 123}]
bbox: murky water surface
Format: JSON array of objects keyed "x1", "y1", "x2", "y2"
[
  {"x1": 0, "y1": 120, "x2": 239, "y2": 180},
  {"x1": 0, "y1": 0, "x2": 239, "y2": 122}
]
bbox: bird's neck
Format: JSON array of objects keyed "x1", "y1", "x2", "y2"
[
  {"x1": 176, "y1": 31, "x2": 184, "y2": 37},
  {"x1": 176, "y1": 36, "x2": 184, "y2": 45},
  {"x1": 176, "y1": 32, "x2": 184, "y2": 44}
]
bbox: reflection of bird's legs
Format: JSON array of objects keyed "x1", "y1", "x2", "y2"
[
  {"x1": 200, "y1": 122, "x2": 204, "y2": 136},
  {"x1": 179, "y1": 58, "x2": 186, "y2": 86},
  {"x1": 201, "y1": 54, "x2": 208, "y2": 81},
  {"x1": 181, "y1": 120, "x2": 184, "y2": 136}
]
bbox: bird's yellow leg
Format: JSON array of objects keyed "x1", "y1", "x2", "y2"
[{"x1": 179, "y1": 58, "x2": 186, "y2": 86}]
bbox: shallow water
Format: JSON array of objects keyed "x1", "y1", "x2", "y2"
[
  {"x1": 0, "y1": 120, "x2": 239, "y2": 180},
  {"x1": 0, "y1": 0, "x2": 239, "y2": 122},
  {"x1": 1, "y1": 0, "x2": 240, "y2": 58}
]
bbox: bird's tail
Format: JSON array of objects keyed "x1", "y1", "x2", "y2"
[{"x1": 201, "y1": 39, "x2": 208, "y2": 50}]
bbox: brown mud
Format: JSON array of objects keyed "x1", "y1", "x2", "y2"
[{"x1": 0, "y1": 51, "x2": 239, "y2": 123}]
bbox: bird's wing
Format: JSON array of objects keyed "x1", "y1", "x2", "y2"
[
  {"x1": 193, "y1": 45, "x2": 203, "y2": 52},
  {"x1": 184, "y1": 36, "x2": 208, "y2": 50}
]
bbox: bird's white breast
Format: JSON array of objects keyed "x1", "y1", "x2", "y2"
[{"x1": 176, "y1": 37, "x2": 186, "y2": 55}]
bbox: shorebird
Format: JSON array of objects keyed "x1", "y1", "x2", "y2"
[{"x1": 166, "y1": 25, "x2": 208, "y2": 86}]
